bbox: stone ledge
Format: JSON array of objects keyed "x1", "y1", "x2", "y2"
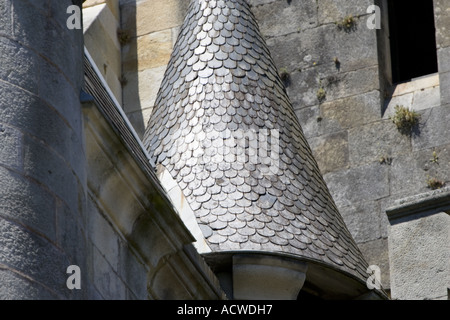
[{"x1": 386, "y1": 187, "x2": 450, "y2": 221}]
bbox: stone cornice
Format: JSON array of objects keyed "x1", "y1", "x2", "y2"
[{"x1": 386, "y1": 187, "x2": 450, "y2": 221}]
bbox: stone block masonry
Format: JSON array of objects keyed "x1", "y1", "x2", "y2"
[
  {"x1": 120, "y1": 0, "x2": 190, "y2": 137},
  {"x1": 0, "y1": 1, "x2": 87, "y2": 299}
]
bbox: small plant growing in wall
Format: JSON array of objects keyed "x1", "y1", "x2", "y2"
[
  {"x1": 279, "y1": 67, "x2": 291, "y2": 87},
  {"x1": 379, "y1": 155, "x2": 393, "y2": 165},
  {"x1": 337, "y1": 15, "x2": 357, "y2": 32},
  {"x1": 426, "y1": 176, "x2": 445, "y2": 190},
  {"x1": 117, "y1": 28, "x2": 131, "y2": 46},
  {"x1": 316, "y1": 79, "x2": 327, "y2": 103},
  {"x1": 390, "y1": 105, "x2": 421, "y2": 135},
  {"x1": 317, "y1": 87, "x2": 326, "y2": 103},
  {"x1": 430, "y1": 150, "x2": 439, "y2": 165},
  {"x1": 119, "y1": 75, "x2": 128, "y2": 87},
  {"x1": 333, "y1": 57, "x2": 341, "y2": 70}
]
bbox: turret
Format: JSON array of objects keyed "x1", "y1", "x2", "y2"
[{"x1": 143, "y1": 0, "x2": 387, "y2": 300}]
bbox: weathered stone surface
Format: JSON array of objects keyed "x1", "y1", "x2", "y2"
[
  {"x1": 388, "y1": 210, "x2": 450, "y2": 300},
  {"x1": 123, "y1": 29, "x2": 173, "y2": 72},
  {"x1": 247, "y1": 0, "x2": 277, "y2": 7},
  {"x1": 124, "y1": 109, "x2": 148, "y2": 139},
  {"x1": 250, "y1": 0, "x2": 318, "y2": 38},
  {"x1": 84, "y1": 3, "x2": 120, "y2": 50},
  {"x1": 233, "y1": 254, "x2": 308, "y2": 300},
  {"x1": 0, "y1": 82, "x2": 75, "y2": 160},
  {"x1": 118, "y1": 239, "x2": 149, "y2": 300},
  {"x1": 411, "y1": 86, "x2": 441, "y2": 111},
  {"x1": 358, "y1": 238, "x2": 391, "y2": 289},
  {"x1": 294, "y1": 105, "x2": 323, "y2": 139},
  {"x1": 383, "y1": 77, "x2": 441, "y2": 124},
  {"x1": 324, "y1": 162, "x2": 389, "y2": 207},
  {"x1": 379, "y1": 199, "x2": 391, "y2": 239},
  {"x1": 264, "y1": 32, "x2": 307, "y2": 73},
  {"x1": 0, "y1": 166, "x2": 57, "y2": 242},
  {"x1": 309, "y1": 131, "x2": 349, "y2": 175},
  {"x1": 0, "y1": 82, "x2": 86, "y2": 187},
  {"x1": 0, "y1": 1, "x2": 12, "y2": 36},
  {"x1": 348, "y1": 119, "x2": 410, "y2": 166},
  {"x1": 382, "y1": 92, "x2": 414, "y2": 119},
  {"x1": 84, "y1": 0, "x2": 120, "y2": 21},
  {"x1": 12, "y1": 0, "x2": 83, "y2": 87},
  {"x1": 92, "y1": 244, "x2": 127, "y2": 300},
  {"x1": 438, "y1": 46, "x2": 450, "y2": 73},
  {"x1": 388, "y1": 153, "x2": 429, "y2": 199},
  {"x1": 0, "y1": 124, "x2": 22, "y2": 171},
  {"x1": 412, "y1": 106, "x2": 450, "y2": 151},
  {"x1": 321, "y1": 90, "x2": 381, "y2": 132},
  {"x1": 383, "y1": 74, "x2": 441, "y2": 117},
  {"x1": 266, "y1": 22, "x2": 378, "y2": 76},
  {"x1": 440, "y1": 71, "x2": 450, "y2": 106},
  {"x1": 317, "y1": 0, "x2": 374, "y2": 25},
  {"x1": 0, "y1": 268, "x2": 58, "y2": 300},
  {"x1": 87, "y1": 195, "x2": 119, "y2": 272},
  {"x1": 121, "y1": 0, "x2": 189, "y2": 36},
  {"x1": 22, "y1": 134, "x2": 79, "y2": 217},
  {"x1": 0, "y1": 218, "x2": 72, "y2": 299},
  {"x1": 38, "y1": 57, "x2": 82, "y2": 132},
  {"x1": 323, "y1": 66, "x2": 380, "y2": 102},
  {"x1": 56, "y1": 200, "x2": 87, "y2": 273},
  {"x1": 385, "y1": 147, "x2": 450, "y2": 223},
  {"x1": 123, "y1": 65, "x2": 166, "y2": 114},
  {"x1": 434, "y1": 0, "x2": 450, "y2": 48},
  {"x1": 339, "y1": 200, "x2": 381, "y2": 243},
  {"x1": 288, "y1": 66, "x2": 380, "y2": 109},
  {"x1": 288, "y1": 69, "x2": 323, "y2": 109},
  {"x1": 0, "y1": 36, "x2": 39, "y2": 94}
]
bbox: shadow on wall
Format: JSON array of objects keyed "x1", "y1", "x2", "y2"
[
  {"x1": 120, "y1": 0, "x2": 190, "y2": 139},
  {"x1": 120, "y1": 1, "x2": 144, "y2": 137}
]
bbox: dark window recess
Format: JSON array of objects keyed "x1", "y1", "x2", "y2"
[{"x1": 388, "y1": 0, "x2": 438, "y2": 83}]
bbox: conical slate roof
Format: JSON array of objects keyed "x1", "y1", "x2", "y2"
[{"x1": 143, "y1": 0, "x2": 369, "y2": 281}]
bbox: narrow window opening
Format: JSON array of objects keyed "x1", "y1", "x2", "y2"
[{"x1": 388, "y1": 0, "x2": 438, "y2": 83}]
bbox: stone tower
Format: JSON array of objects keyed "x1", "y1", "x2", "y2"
[
  {"x1": 142, "y1": 0, "x2": 386, "y2": 299},
  {"x1": 0, "y1": 0, "x2": 87, "y2": 299}
]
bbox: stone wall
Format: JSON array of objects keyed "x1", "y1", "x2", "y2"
[
  {"x1": 83, "y1": 0, "x2": 122, "y2": 103},
  {"x1": 386, "y1": 189, "x2": 450, "y2": 300},
  {"x1": 435, "y1": 0, "x2": 450, "y2": 106},
  {"x1": 120, "y1": 0, "x2": 190, "y2": 137},
  {"x1": 0, "y1": 0, "x2": 87, "y2": 299}
]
